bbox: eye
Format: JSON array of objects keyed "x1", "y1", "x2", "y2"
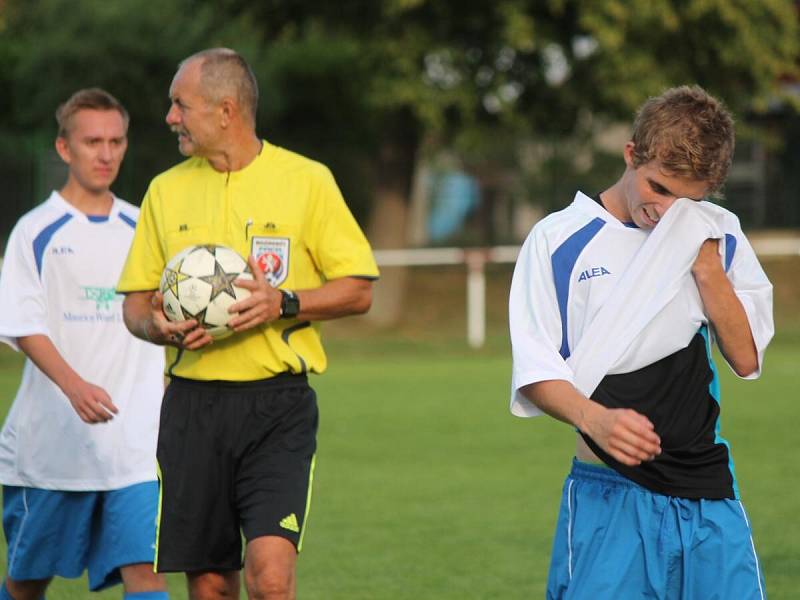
[{"x1": 650, "y1": 181, "x2": 670, "y2": 196}]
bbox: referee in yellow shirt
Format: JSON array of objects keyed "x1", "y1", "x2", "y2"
[{"x1": 118, "y1": 48, "x2": 379, "y2": 600}]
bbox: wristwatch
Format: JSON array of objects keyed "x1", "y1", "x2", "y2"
[{"x1": 279, "y1": 289, "x2": 300, "y2": 318}]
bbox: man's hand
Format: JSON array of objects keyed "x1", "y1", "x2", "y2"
[
  {"x1": 124, "y1": 291, "x2": 212, "y2": 351},
  {"x1": 62, "y1": 375, "x2": 118, "y2": 424},
  {"x1": 522, "y1": 380, "x2": 662, "y2": 467},
  {"x1": 691, "y1": 238, "x2": 723, "y2": 280},
  {"x1": 227, "y1": 255, "x2": 282, "y2": 332},
  {"x1": 146, "y1": 291, "x2": 212, "y2": 350},
  {"x1": 580, "y1": 404, "x2": 662, "y2": 467}
]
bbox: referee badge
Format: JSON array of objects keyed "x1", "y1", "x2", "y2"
[{"x1": 252, "y1": 236, "x2": 290, "y2": 287}]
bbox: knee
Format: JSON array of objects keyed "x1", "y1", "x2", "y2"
[
  {"x1": 187, "y1": 571, "x2": 240, "y2": 600},
  {"x1": 120, "y1": 563, "x2": 167, "y2": 593},
  {"x1": 245, "y1": 570, "x2": 293, "y2": 600},
  {"x1": 4, "y1": 577, "x2": 51, "y2": 600}
]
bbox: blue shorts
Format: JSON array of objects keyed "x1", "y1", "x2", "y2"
[
  {"x1": 2, "y1": 481, "x2": 159, "y2": 591},
  {"x1": 547, "y1": 459, "x2": 766, "y2": 600}
]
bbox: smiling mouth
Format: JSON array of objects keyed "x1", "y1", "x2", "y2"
[{"x1": 642, "y1": 207, "x2": 660, "y2": 225}]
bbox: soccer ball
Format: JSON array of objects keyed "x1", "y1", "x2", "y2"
[{"x1": 160, "y1": 244, "x2": 253, "y2": 340}]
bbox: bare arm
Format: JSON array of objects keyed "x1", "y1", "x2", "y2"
[
  {"x1": 692, "y1": 239, "x2": 758, "y2": 376},
  {"x1": 227, "y1": 255, "x2": 373, "y2": 331},
  {"x1": 520, "y1": 380, "x2": 661, "y2": 466},
  {"x1": 122, "y1": 290, "x2": 211, "y2": 351},
  {"x1": 18, "y1": 334, "x2": 118, "y2": 424}
]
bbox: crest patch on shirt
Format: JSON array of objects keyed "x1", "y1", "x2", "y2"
[{"x1": 252, "y1": 236, "x2": 290, "y2": 287}]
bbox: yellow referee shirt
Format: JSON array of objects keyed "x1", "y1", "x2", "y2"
[{"x1": 117, "y1": 141, "x2": 379, "y2": 381}]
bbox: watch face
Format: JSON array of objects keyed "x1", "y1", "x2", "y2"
[{"x1": 281, "y1": 290, "x2": 300, "y2": 318}]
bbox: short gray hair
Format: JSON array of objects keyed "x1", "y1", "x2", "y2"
[{"x1": 181, "y1": 48, "x2": 259, "y2": 125}]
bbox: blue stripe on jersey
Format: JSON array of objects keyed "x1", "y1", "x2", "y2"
[
  {"x1": 33, "y1": 213, "x2": 73, "y2": 276},
  {"x1": 118, "y1": 212, "x2": 137, "y2": 229},
  {"x1": 551, "y1": 217, "x2": 606, "y2": 359},
  {"x1": 87, "y1": 215, "x2": 109, "y2": 223},
  {"x1": 724, "y1": 233, "x2": 737, "y2": 272},
  {"x1": 699, "y1": 324, "x2": 740, "y2": 499}
]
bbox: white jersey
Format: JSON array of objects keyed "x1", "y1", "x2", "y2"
[
  {"x1": 0, "y1": 191, "x2": 165, "y2": 490},
  {"x1": 510, "y1": 192, "x2": 773, "y2": 417}
]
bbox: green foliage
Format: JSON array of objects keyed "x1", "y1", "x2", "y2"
[
  {"x1": 0, "y1": 0, "x2": 797, "y2": 226},
  {"x1": 0, "y1": 0, "x2": 265, "y2": 213}
]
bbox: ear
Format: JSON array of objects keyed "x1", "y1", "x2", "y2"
[
  {"x1": 219, "y1": 97, "x2": 236, "y2": 128},
  {"x1": 623, "y1": 141, "x2": 636, "y2": 168},
  {"x1": 55, "y1": 136, "x2": 72, "y2": 164}
]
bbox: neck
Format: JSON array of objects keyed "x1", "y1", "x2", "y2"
[
  {"x1": 599, "y1": 178, "x2": 630, "y2": 222},
  {"x1": 59, "y1": 180, "x2": 113, "y2": 216},
  {"x1": 206, "y1": 134, "x2": 262, "y2": 173}
]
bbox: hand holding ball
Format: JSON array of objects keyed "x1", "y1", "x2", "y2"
[{"x1": 159, "y1": 244, "x2": 252, "y2": 340}]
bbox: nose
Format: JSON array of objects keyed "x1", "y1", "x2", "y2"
[
  {"x1": 165, "y1": 104, "x2": 179, "y2": 126},
  {"x1": 98, "y1": 142, "x2": 113, "y2": 162}
]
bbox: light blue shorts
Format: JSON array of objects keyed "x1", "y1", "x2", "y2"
[
  {"x1": 547, "y1": 459, "x2": 766, "y2": 600},
  {"x1": 2, "y1": 481, "x2": 159, "y2": 591}
]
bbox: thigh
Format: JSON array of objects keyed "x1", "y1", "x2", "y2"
[
  {"x1": 86, "y1": 481, "x2": 160, "y2": 591},
  {"x1": 237, "y1": 384, "x2": 318, "y2": 552},
  {"x1": 2, "y1": 486, "x2": 97, "y2": 581},
  {"x1": 684, "y1": 499, "x2": 766, "y2": 600},
  {"x1": 155, "y1": 382, "x2": 242, "y2": 573},
  {"x1": 546, "y1": 462, "x2": 668, "y2": 600}
]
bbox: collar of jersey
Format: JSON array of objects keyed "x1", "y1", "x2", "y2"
[{"x1": 49, "y1": 190, "x2": 121, "y2": 223}]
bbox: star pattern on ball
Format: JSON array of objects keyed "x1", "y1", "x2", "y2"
[
  {"x1": 199, "y1": 258, "x2": 240, "y2": 302},
  {"x1": 162, "y1": 262, "x2": 190, "y2": 299}
]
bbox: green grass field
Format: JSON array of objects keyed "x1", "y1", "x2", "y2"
[{"x1": 0, "y1": 332, "x2": 797, "y2": 599}]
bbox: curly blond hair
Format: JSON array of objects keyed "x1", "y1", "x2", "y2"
[{"x1": 630, "y1": 85, "x2": 735, "y2": 193}]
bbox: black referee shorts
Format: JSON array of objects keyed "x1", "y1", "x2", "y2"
[{"x1": 154, "y1": 373, "x2": 318, "y2": 573}]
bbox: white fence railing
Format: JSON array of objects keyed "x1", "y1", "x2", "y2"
[{"x1": 373, "y1": 235, "x2": 800, "y2": 349}]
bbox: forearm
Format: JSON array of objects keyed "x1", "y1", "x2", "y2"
[
  {"x1": 520, "y1": 379, "x2": 661, "y2": 466},
  {"x1": 18, "y1": 334, "x2": 82, "y2": 393},
  {"x1": 122, "y1": 291, "x2": 157, "y2": 342},
  {"x1": 520, "y1": 379, "x2": 599, "y2": 431},
  {"x1": 293, "y1": 277, "x2": 373, "y2": 321},
  {"x1": 694, "y1": 269, "x2": 758, "y2": 376}
]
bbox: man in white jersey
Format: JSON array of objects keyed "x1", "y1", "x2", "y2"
[
  {"x1": 510, "y1": 86, "x2": 773, "y2": 599},
  {"x1": 0, "y1": 89, "x2": 169, "y2": 600}
]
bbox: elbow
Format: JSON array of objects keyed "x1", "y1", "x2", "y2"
[
  {"x1": 121, "y1": 295, "x2": 136, "y2": 335},
  {"x1": 729, "y1": 350, "x2": 759, "y2": 378},
  {"x1": 732, "y1": 358, "x2": 759, "y2": 378},
  {"x1": 353, "y1": 287, "x2": 373, "y2": 315}
]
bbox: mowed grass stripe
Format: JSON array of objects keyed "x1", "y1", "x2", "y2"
[{"x1": 0, "y1": 340, "x2": 796, "y2": 599}]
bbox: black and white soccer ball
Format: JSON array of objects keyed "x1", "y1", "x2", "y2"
[{"x1": 160, "y1": 244, "x2": 253, "y2": 340}]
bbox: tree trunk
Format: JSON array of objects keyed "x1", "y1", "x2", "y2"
[
  {"x1": 365, "y1": 115, "x2": 420, "y2": 326},
  {"x1": 366, "y1": 186, "x2": 410, "y2": 326}
]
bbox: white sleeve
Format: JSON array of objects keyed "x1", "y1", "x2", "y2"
[
  {"x1": 723, "y1": 218, "x2": 774, "y2": 379},
  {"x1": 509, "y1": 227, "x2": 575, "y2": 417},
  {"x1": 0, "y1": 222, "x2": 50, "y2": 351}
]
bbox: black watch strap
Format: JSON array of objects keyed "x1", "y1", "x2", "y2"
[{"x1": 279, "y1": 289, "x2": 300, "y2": 318}]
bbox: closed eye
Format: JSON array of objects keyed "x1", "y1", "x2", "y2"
[{"x1": 648, "y1": 179, "x2": 672, "y2": 196}]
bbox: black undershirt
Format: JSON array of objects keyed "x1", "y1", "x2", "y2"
[{"x1": 581, "y1": 332, "x2": 735, "y2": 499}]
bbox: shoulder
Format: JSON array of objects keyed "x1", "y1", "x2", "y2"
[
  {"x1": 149, "y1": 156, "x2": 208, "y2": 190},
  {"x1": 114, "y1": 197, "x2": 139, "y2": 217},
  {"x1": 263, "y1": 144, "x2": 335, "y2": 184},
  {"x1": 11, "y1": 195, "x2": 72, "y2": 240},
  {"x1": 698, "y1": 199, "x2": 743, "y2": 231},
  {"x1": 528, "y1": 197, "x2": 607, "y2": 248}
]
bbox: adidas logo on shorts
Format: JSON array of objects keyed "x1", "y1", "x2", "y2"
[{"x1": 280, "y1": 513, "x2": 300, "y2": 533}]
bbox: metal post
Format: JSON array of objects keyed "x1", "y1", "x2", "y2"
[{"x1": 465, "y1": 250, "x2": 487, "y2": 348}]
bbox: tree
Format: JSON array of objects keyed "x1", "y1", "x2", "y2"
[
  {"x1": 1, "y1": 0, "x2": 797, "y2": 322},
  {"x1": 224, "y1": 0, "x2": 798, "y2": 322}
]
